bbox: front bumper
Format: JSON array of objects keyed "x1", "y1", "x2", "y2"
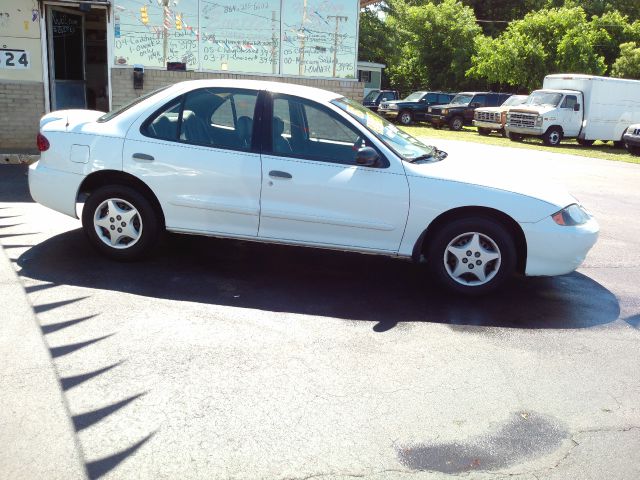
[
  {"x1": 430, "y1": 115, "x2": 448, "y2": 127},
  {"x1": 473, "y1": 120, "x2": 502, "y2": 130},
  {"x1": 378, "y1": 110, "x2": 398, "y2": 119},
  {"x1": 506, "y1": 126, "x2": 543, "y2": 136},
  {"x1": 29, "y1": 162, "x2": 84, "y2": 219},
  {"x1": 623, "y1": 133, "x2": 640, "y2": 147},
  {"x1": 522, "y1": 215, "x2": 599, "y2": 277}
]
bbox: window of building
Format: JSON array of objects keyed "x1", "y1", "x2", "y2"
[{"x1": 358, "y1": 70, "x2": 372, "y2": 83}]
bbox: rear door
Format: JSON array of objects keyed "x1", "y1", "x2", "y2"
[
  {"x1": 122, "y1": 87, "x2": 263, "y2": 236},
  {"x1": 258, "y1": 94, "x2": 410, "y2": 253}
]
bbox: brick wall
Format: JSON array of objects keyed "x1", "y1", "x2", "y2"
[
  {"x1": 0, "y1": 81, "x2": 45, "y2": 152},
  {"x1": 111, "y1": 68, "x2": 365, "y2": 110}
]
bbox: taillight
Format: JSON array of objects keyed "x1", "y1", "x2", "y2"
[{"x1": 37, "y1": 133, "x2": 50, "y2": 152}]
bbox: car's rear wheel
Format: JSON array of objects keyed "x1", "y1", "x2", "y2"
[
  {"x1": 477, "y1": 127, "x2": 491, "y2": 136},
  {"x1": 429, "y1": 218, "x2": 516, "y2": 295},
  {"x1": 449, "y1": 116, "x2": 464, "y2": 131},
  {"x1": 82, "y1": 185, "x2": 160, "y2": 260},
  {"x1": 399, "y1": 110, "x2": 413, "y2": 125}
]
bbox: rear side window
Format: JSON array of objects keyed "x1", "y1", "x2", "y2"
[
  {"x1": 98, "y1": 86, "x2": 170, "y2": 123},
  {"x1": 472, "y1": 95, "x2": 487, "y2": 106},
  {"x1": 425, "y1": 93, "x2": 438, "y2": 103},
  {"x1": 438, "y1": 94, "x2": 452, "y2": 103},
  {"x1": 142, "y1": 88, "x2": 258, "y2": 151}
]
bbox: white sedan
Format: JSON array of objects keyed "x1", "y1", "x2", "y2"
[{"x1": 29, "y1": 79, "x2": 598, "y2": 295}]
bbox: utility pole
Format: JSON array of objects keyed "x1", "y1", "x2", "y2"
[
  {"x1": 162, "y1": 0, "x2": 170, "y2": 66},
  {"x1": 327, "y1": 15, "x2": 348, "y2": 78},
  {"x1": 271, "y1": 10, "x2": 277, "y2": 74},
  {"x1": 298, "y1": 0, "x2": 307, "y2": 75}
]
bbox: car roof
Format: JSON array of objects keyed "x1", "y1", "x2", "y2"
[{"x1": 169, "y1": 79, "x2": 343, "y2": 102}]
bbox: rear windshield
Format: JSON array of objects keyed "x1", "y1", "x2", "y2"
[{"x1": 97, "y1": 86, "x2": 170, "y2": 123}]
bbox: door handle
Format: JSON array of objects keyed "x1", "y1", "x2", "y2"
[
  {"x1": 132, "y1": 153, "x2": 154, "y2": 161},
  {"x1": 269, "y1": 170, "x2": 292, "y2": 179}
]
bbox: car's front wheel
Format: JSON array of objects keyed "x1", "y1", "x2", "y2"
[
  {"x1": 429, "y1": 218, "x2": 516, "y2": 295},
  {"x1": 543, "y1": 127, "x2": 563, "y2": 146},
  {"x1": 477, "y1": 127, "x2": 491, "y2": 136},
  {"x1": 449, "y1": 116, "x2": 464, "y2": 131},
  {"x1": 399, "y1": 110, "x2": 413, "y2": 125},
  {"x1": 82, "y1": 185, "x2": 160, "y2": 260}
]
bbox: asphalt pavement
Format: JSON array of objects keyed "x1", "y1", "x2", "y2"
[{"x1": 0, "y1": 139, "x2": 639, "y2": 479}]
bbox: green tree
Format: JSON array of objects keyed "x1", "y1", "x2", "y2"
[
  {"x1": 468, "y1": 7, "x2": 606, "y2": 90},
  {"x1": 386, "y1": 0, "x2": 483, "y2": 93},
  {"x1": 611, "y1": 42, "x2": 640, "y2": 78}
]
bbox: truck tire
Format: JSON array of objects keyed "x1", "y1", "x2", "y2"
[
  {"x1": 543, "y1": 127, "x2": 563, "y2": 146},
  {"x1": 449, "y1": 116, "x2": 464, "y2": 131},
  {"x1": 477, "y1": 128, "x2": 491, "y2": 136},
  {"x1": 508, "y1": 132, "x2": 522, "y2": 142},
  {"x1": 626, "y1": 144, "x2": 640, "y2": 156},
  {"x1": 399, "y1": 110, "x2": 413, "y2": 125}
]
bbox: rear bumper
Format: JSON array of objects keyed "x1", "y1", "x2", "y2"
[
  {"x1": 523, "y1": 215, "x2": 599, "y2": 277},
  {"x1": 29, "y1": 162, "x2": 83, "y2": 218}
]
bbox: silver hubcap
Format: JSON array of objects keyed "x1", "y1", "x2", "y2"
[
  {"x1": 93, "y1": 198, "x2": 143, "y2": 249},
  {"x1": 401, "y1": 113, "x2": 411, "y2": 123},
  {"x1": 549, "y1": 131, "x2": 560, "y2": 144},
  {"x1": 444, "y1": 232, "x2": 501, "y2": 287},
  {"x1": 452, "y1": 119, "x2": 462, "y2": 130}
]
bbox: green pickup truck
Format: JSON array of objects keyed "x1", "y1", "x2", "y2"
[{"x1": 377, "y1": 91, "x2": 455, "y2": 125}]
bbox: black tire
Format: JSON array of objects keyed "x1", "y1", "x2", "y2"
[
  {"x1": 501, "y1": 129, "x2": 507, "y2": 138},
  {"x1": 82, "y1": 185, "x2": 161, "y2": 261},
  {"x1": 613, "y1": 140, "x2": 624, "y2": 149},
  {"x1": 577, "y1": 139, "x2": 594, "y2": 147},
  {"x1": 428, "y1": 217, "x2": 516, "y2": 296},
  {"x1": 508, "y1": 132, "x2": 523, "y2": 142},
  {"x1": 449, "y1": 116, "x2": 464, "y2": 131},
  {"x1": 627, "y1": 144, "x2": 640, "y2": 156},
  {"x1": 543, "y1": 127, "x2": 562, "y2": 146},
  {"x1": 477, "y1": 127, "x2": 491, "y2": 136},
  {"x1": 399, "y1": 110, "x2": 413, "y2": 126}
]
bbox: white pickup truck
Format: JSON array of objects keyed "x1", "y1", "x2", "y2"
[{"x1": 505, "y1": 74, "x2": 640, "y2": 147}]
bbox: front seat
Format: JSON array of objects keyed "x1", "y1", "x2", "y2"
[
  {"x1": 272, "y1": 116, "x2": 292, "y2": 153},
  {"x1": 236, "y1": 116, "x2": 253, "y2": 149}
]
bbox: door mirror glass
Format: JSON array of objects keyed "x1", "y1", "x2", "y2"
[
  {"x1": 356, "y1": 147, "x2": 380, "y2": 167},
  {"x1": 574, "y1": 103, "x2": 580, "y2": 112}
]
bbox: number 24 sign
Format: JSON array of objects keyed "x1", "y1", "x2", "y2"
[{"x1": 0, "y1": 49, "x2": 30, "y2": 69}]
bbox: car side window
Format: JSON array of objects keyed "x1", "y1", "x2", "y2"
[
  {"x1": 425, "y1": 93, "x2": 438, "y2": 103},
  {"x1": 472, "y1": 95, "x2": 487, "y2": 107},
  {"x1": 144, "y1": 98, "x2": 182, "y2": 140},
  {"x1": 561, "y1": 95, "x2": 578, "y2": 109},
  {"x1": 438, "y1": 94, "x2": 451, "y2": 103},
  {"x1": 180, "y1": 88, "x2": 258, "y2": 150},
  {"x1": 270, "y1": 95, "x2": 370, "y2": 166},
  {"x1": 486, "y1": 95, "x2": 500, "y2": 107},
  {"x1": 380, "y1": 93, "x2": 393, "y2": 101}
]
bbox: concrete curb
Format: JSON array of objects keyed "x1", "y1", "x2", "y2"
[
  {"x1": 0, "y1": 245, "x2": 86, "y2": 479},
  {"x1": 2, "y1": 153, "x2": 39, "y2": 165}
]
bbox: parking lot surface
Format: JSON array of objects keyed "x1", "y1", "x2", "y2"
[{"x1": 1, "y1": 139, "x2": 639, "y2": 479}]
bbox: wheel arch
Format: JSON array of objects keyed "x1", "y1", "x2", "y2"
[
  {"x1": 545, "y1": 124, "x2": 564, "y2": 136},
  {"x1": 413, "y1": 206, "x2": 527, "y2": 274},
  {"x1": 78, "y1": 170, "x2": 165, "y2": 228}
]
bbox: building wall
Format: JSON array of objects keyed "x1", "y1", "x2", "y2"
[
  {"x1": 0, "y1": 80, "x2": 45, "y2": 151},
  {"x1": 111, "y1": 68, "x2": 365, "y2": 110},
  {"x1": 0, "y1": 0, "x2": 43, "y2": 83}
]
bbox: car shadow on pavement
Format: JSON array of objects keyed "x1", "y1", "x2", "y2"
[
  {"x1": 0, "y1": 165, "x2": 33, "y2": 203},
  {"x1": 16, "y1": 229, "x2": 620, "y2": 331}
]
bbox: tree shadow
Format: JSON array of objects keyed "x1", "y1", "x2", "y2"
[
  {"x1": 17, "y1": 229, "x2": 620, "y2": 331},
  {"x1": 0, "y1": 165, "x2": 33, "y2": 203}
]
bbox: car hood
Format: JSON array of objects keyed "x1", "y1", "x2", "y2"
[
  {"x1": 509, "y1": 105, "x2": 556, "y2": 115},
  {"x1": 475, "y1": 106, "x2": 501, "y2": 114},
  {"x1": 404, "y1": 153, "x2": 576, "y2": 212}
]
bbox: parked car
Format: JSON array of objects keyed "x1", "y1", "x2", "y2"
[
  {"x1": 377, "y1": 91, "x2": 454, "y2": 125},
  {"x1": 30, "y1": 79, "x2": 598, "y2": 295},
  {"x1": 506, "y1": 74, "x2": 640, "y2": 147},
  {"x1": 623, "y1": 124, "x2": 640, "y2": 155},
  {"x1": 362, "y1": 89, "x2": 400, "y2": 112},
  {"x1": 473, "y1": 95, "x2": 528, "y2": 137},
  {"x1": 430, "y1": 92, "x2": 512, "y2": 131}
]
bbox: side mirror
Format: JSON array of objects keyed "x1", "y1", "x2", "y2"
[
  {"x1": 470, "y1": 102, "x2": 480, "y2": 108},
  {"x1": 574, "y1": 103, "x2": 580, "y2": 111},
  {"x1": 356, "y1": 146, "x2": 380, "y2": 167}
]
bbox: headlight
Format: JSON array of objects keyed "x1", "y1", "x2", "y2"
[
  {"x1": 442, "y1": 109, "x2": 449, "y2": 115},
  {"x1": 535, "y1": 116, "x2": 543, "y2": 127},
  {"x1": 552, "y1": 204, "x2": 590, "y2": 226},
  {"x1": 389, "y1": 104, "x2": 398, "y2": 110}
]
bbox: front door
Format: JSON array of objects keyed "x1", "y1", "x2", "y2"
[
  {"x1": 559, "y1": 94, "x2": 582, "y2": 137},
  {"x1": 258, "y1": 94, "x2": 410, "y2": 253},
  {"x1": 123, "y1": 88, "x2": 263, "y2": 236},
  {"x1": 47, "y1": 7, "x2": 86, "y2": 110}
]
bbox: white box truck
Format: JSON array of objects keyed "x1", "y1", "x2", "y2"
[{"x1": 505, "y1": 74, "x2": 640, "y2": 146}]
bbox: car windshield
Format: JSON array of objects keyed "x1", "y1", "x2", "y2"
[
  {"x1": 450, "y1": 94, "x2": 473, "y2": 105},
  {"x1": 526, "y1": 91, "x2": 563, "y2": 107},
  {"x1": 503, "y1": 95, "x2": 528, "y2": 107},
  {"x1": 97, "y1": 86, "x2": 170, "y2": 122},
  {"x1": 404, "y1": 91, "x2": 426, "y2": 101},
  {"x1": 332, "y1": 97, "x2": 436, "y2": 162},
  {"x1": 363, "y1": 90, "x2": 380, "y2": 103}
]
